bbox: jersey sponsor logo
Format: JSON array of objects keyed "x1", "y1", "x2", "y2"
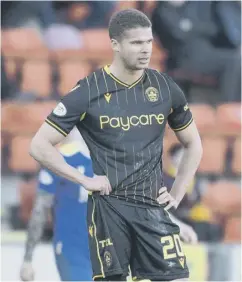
[
  {"x1": 145, "y1": 87, "x2": 159, "y2": 102},
  {"x1": 104, "y1": 93, "x2": 112, "y2": 103},
  {"x1": 99, "y1": 113, "x2": 165, "y2": 131},
  {"x1": 104, "y1": 251, "x2": 112, "y2": 268},
  {"x1": 53, "y1": 102, "x2": 67, "y2": 116}
]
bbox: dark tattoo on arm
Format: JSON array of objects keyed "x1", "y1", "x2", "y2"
[{"x1": 23, "y1": 190, "x2": 54, "y2": 261}]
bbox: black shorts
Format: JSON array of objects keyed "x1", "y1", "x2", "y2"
[{"x1": 87, "y1": 194, "x2": 189, "y2": 281}]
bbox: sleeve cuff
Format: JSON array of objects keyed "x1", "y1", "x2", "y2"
[
  {"x1": 171, "y1": 117, "x2": 193, "y2": 132},
  {"x1": 45, "y1": 118, "x2": 68, "y2": 137}
]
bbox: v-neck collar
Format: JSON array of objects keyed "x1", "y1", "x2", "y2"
[{"x1": 104, "y1": 65, "x2": 145, "y2": 89}]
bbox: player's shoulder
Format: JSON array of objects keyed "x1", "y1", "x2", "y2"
[
  {"x1": 146, "y1": 68, "x2": 180, "y2": 93},
  {"x1": 77, "y1": 67, "x2": 104, "y2": 87},
  {"x1": 146, "y1": 68, "x2": 172, "y2": 82}
]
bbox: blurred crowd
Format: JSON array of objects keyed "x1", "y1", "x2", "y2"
[
  {"x1": 153, "y1": 0, "x2": 241, "y2": 103},
  {"x1": 1, "y1": 1, "x2": 241, "y2": 245},
  {"x1": 1, "y1": 1, "x2": 117, "y2": 101},
  {"x1": 1, "y1": 1, "x2": 241, "y2": 102}
]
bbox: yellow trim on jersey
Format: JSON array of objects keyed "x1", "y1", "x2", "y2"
[
  {"x1": 70, "y1": 84, "x2": 80, "y2": 92},
  {"x1": 172, "y1": 117, "x2": 193, "y2": 132},
  {"x1": 93, "y1": 274, "x2": 104, "y2": 280},
  {"x1": 104, "y1": 65, "x2": 144, "y2": 89},
  {"x1": 92, "y1": 196, "x2": 105, "y2": 279},
  {"x1": 80, "y1": 112, "x2": 86, "y2": 121},
  {"x1": 132, "y1": 277, "x2": 151, "y2": 281},
  {"x1": 45, "y1": 119, "x2": 68, "y2": 136}
]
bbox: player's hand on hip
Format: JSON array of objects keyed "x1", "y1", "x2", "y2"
[
  {"x1": 20, "y1": 261, "x2": 34, "y2": 281},
  {"x1": 179, "y1": 223, "x2": 198, "y2": 244},
  {"x1": 83, "y1": 175, "x2": 111, "y2": 195},
  {"x1": 157, "y1": 186, "x2": 178, "y2": 211}
]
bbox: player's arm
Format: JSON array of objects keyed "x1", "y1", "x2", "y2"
[
  {"x1": 158, "y1": 75, "x2": 202, "y2": 209},
  {"x1": 29, "y1": 82, "x2": 111, "y2": 194},
  {"x1": 30, "y1": 123, "x2": 89, "y2": 187},
  {"x1": 170, "y1": 121, "x2": 202, "y2": 207},
  {"x1": 20, "y1": 189, "x2": 53, "y2": 281}
]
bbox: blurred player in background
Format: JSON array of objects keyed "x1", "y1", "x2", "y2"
[
  {"x1": 20, "y1": 128, "x2": 93, "y2": 281},
  {"x1": 30, "y1": 9, "x2": 202, "y2": 281}
]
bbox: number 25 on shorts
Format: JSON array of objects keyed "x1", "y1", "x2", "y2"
[{"x1": 161, "y1": 234, "x2": 184, "y2": 260}]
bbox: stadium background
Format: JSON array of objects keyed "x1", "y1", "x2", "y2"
[{"x1": 1, "y1": 1, "x2": 241, "y2": 281}]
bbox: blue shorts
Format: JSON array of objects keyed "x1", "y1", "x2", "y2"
[{"x1": 54, "y1": 243, "x2": 92, "y2": 281}]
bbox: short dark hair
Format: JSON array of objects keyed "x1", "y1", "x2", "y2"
[{"x1": 109, "y1": 9, "x2": 152, "y2": 40}]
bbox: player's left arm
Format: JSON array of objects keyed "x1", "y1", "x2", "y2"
[
  {"x1": 158, "y1": 75, "x2": 203, "y2": 210},
  {"x1": 170, "y1": 121, "x2": 202, "y2": 206}
]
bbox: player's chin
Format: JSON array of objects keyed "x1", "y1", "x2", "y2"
[
  {"x1": 134, "y1": 63, "x2": 148, "y2": 70},
  {"x1": 136, "y1": 61, "x2": 150, "y2": 69}
]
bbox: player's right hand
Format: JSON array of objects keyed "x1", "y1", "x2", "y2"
[
  {"x1": 82, "y1": 175, "x2": 112, "y2": 195},
  {"x1": 20, "y1": 261, "x2": 34, "y2": 281}
]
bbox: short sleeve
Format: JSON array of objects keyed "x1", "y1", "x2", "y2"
[
  {"x1": 46, "y1": 80, "x2": 89, "y2": 136},
  {"x1": 38, "y1": 168, "x2": 57, "y2": 194},
  {"x1": 166, "y1": 75, "x2": 193, "y2": 131}
]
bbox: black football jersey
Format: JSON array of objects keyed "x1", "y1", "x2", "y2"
[{"x1": 46, "y1": 65, "x2": 193, "y2": 206}]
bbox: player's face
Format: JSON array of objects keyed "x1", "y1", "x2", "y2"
[{"x1": 113, "y1": 27, "x2": 153, "y2": 70}]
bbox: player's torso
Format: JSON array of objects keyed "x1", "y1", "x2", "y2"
[{"x1": 78, "y1": 67, "x2": 172, "y2": 204}]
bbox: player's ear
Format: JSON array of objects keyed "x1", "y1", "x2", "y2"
[{"x1": 111, "y1": 38, "x2": 120, "y2": 52}]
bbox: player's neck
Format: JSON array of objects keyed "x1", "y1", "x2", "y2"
[{"x1": 109, "y1": 61, "x2": 144, "y2": 86}]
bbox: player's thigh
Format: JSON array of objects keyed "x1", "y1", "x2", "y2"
[
  {"x1": 87, "y1": 194, "x2": 132, "y2": 280},
  {"x1": 131, "y1": 207, "x2": 189, "y2": 281}
]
